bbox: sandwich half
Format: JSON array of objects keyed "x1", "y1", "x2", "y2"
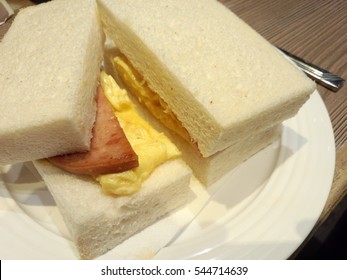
[
  {"x1": 97, "y1": 0, "x2": 315, "y2": 185},
  {"x1": 107, "y1": 53, "x2": 282, "y2": 186},
  {"x1": 97, "y1": 0, "x2": 315, "y2": 159},
  {"x1": 34, "y1": 72, "x2": 193, "y2": 259}
]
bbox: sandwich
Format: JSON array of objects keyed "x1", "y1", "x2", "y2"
[
  {"x1": 97, "y1": 0, "x2": 316, "y2": 185},
  {"x1": 0, "y1": 0, "x2": 316, "y2": 259},
  {"x1": 0, "y1": 0, "x2": 193, "y2": 259}
]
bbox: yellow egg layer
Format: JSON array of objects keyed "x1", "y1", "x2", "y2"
[
  {"x1": 114, "y1": 55, "x2": 191, "y2": 142},
  {"x1": 97, "y1": 71, "x2": 181, "y2": 196}
]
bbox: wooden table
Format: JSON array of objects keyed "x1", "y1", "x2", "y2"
[{"x1": 1, "y1": 0, "x2": 346, "y2": 258}]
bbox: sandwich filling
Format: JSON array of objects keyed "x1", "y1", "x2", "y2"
[
  {"x1": 114, "y1": 55, "x2": 191, "y2": 144},
  {"x1": 48, "y1": 86, "x2": 139, "y2": 176},
  {"x1": 97, "y1": 72, "x2": 181, "y2": 196},
  {"x1": 50, "y1": 72, "x2": 181, "y2": 196}
]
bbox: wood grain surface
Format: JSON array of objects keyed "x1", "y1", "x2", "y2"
[{"x1": 1, "y1": 0, "x2": 346, "y2": 258}]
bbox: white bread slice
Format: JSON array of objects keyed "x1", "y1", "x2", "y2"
[
  {"x1": 97, "y1": 0, "x2": 315, "y2": 157},
  {"x1": 33, "y1": 158, "x2": 192, "y2": 259},
  {"x1": 0, "y1": 0, "x2": 104, "y2": 165},
  {"x1": 173, "y1": 125, "x2": 281, "y2": 186}
]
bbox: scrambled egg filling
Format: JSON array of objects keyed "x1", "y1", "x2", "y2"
[
  {"x1": 98, "y1": 72, "x2": 181, "y2": 196},
  {"x1": 114, "y1": 55, "x2": 191, "y2": 142}
]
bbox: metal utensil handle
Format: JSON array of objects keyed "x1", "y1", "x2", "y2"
[{"x1": 278, "y1": 47, "x2": 345, "y2": 92}]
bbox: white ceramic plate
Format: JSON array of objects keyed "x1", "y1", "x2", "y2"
[{"x1": 0, "y1": 91, "x2": 335, "y2": 259}]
